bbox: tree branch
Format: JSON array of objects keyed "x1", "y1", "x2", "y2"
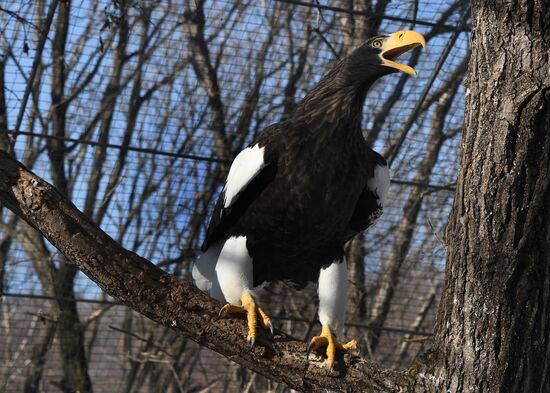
[{"x1": 0, "y1": 150, "x2": 413, "y2": 392}]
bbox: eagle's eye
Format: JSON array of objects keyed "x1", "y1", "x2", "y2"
[{"x1": 372, "y1": 39, "x2": 383, "y2": 48}]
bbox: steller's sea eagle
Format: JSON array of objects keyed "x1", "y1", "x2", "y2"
[{"x1": 193, "y1": 30, "x2": 426, "y2": 367}]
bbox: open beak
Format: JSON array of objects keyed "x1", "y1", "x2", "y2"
[{"x1": 380, "y1": 30, "x2": 426, "y2": 76}]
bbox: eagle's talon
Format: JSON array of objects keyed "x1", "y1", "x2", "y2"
[
  {"x1": 325, "y1": 361, "x2": 336, "y2": 372},
  {"x1": 218, "y1": 304, "x2": 229, "y2": 317},
  {"x1": 307, "y1": 325, "x2": 357, "y2": 367},
  {"x1": 306, "y1": 335, "x2": 327, "y2": 357},
  {"x1": 221, "y1": 293, "x2": 272, "y2": 347},
  {"x1": 219, "y1": 303, "x2": 245, "y2": 317},
  {"x1": 257, "y1": 306, "x2": 272, "y2": 333},
  {"x1": 247, "y1": 335, "x2": 256, "y2": 350},
  {"x1": 341, "y1": 339, "x2": 358, "y2": 352},
  {"x1": 306, "y1": 340, "x2": 314, "y2": 359}
]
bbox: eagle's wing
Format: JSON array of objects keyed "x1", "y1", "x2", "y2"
[
  {"x1": 347, "y1": 162, "x2": 390, "y2": 240},
  {"x1": 202, "y1": 130, "x2": 280, "y2": 251},
  {"x1": 348, "y1": 185, "x2": 382, "y2": 235}
]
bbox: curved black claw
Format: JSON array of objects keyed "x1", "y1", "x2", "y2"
[
  {"x1": 306, "y1": 340, "x2": 314, "y2": 360},
  {"x1": 247, "y1": 336, "x2": 256, "y2": 351},
  {"x1": 267, "y1": 320, "x2": 274, "y2": 336}
]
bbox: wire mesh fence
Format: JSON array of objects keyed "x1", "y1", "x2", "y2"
[{"x1": 0, "y1": 0, "x2": 469, "y2": 391}]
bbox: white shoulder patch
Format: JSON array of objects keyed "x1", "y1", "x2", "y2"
[
  {"x1": 367, "y1": 164, "x2": 390, "y2": 207},
  {"x1": 223, "y1": 144, "x2": 266, "y2": 208}
]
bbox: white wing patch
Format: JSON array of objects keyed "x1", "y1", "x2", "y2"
[
  {"x1": 367, "y1": 163, "x2": 390, "y2": 208},
  {"x1": 223, "y1": 144, "x2": 266, "y2": 208}
]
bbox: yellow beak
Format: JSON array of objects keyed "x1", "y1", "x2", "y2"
[{"x1": 379, "y1": 30, "x2": 426, "y2": 76}]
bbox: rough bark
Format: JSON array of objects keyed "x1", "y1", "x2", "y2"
[
  {"x1": 435, "y1": 1, "x2": 550, "y2": 392},
  {"x1": 341, "y1": 0, "x2": 389, "y2": 51},
  {"x1": 281, "y1": 9, "x2": 313, "y2": 119}
]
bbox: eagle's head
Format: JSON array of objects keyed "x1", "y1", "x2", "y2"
[
  {"x1": 344, "y1": 30, "x2": 426, "y2": 81},
  {"x1": 294, "y1": 30, "x2": 426, "y2": 119}
]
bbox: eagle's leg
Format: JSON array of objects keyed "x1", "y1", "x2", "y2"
[
  {"x1": 257, "y1": 306, "x2": 273, "y2": 332},
  {"x1": 307, "y1": 325, "x2": 358, "y2": 368},
  {"x1": 213, "y1": 237, "x2": 273, "y2": 348},
  {"x1": 219, "y1": 300, "x2": 271, "y2": 330},
  {"x1": 219, "y1": 293, "x2": 273, "y2": 347},
  {"x1": 307, "y1": 259, "x2": 358, "y2": 368}
]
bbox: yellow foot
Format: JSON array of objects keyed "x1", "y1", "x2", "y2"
[
  {"x1": 306, "y1": 325, "x2": 358, "y2": 369},
  {"x1": 219, "y1": 293, "x2": 273, "y2": 348}
]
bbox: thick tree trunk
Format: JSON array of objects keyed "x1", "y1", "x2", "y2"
[{"x1": 435, "y1": 1, "x2": 550, "y2": 392}]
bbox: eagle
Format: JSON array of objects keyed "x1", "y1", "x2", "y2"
[{"x1": 192, "y1": 30, "x2": 426, "y2": 367}]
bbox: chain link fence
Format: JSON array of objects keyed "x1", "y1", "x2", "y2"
[{"x1": 0, "y1": 0, "x2": 469, "y2": 391}]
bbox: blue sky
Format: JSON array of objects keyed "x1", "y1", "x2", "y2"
[{"x1": 1, "y1": 0, "x2": 468, "y2": 303}]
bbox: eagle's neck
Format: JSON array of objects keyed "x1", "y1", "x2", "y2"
[{"x1": 291, "y1": 63, "x2": 375, "y2": 139}]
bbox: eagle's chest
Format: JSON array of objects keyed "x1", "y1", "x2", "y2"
[
  {"x1": 270, "y1": 142, "x2": 367, "y2": 236},
  {"x1": 288, "y1": 161, "x2": 361, "y2": 212},
  {"x1": 290, "y1": 138, "x2": 364, "y2": 193}
]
